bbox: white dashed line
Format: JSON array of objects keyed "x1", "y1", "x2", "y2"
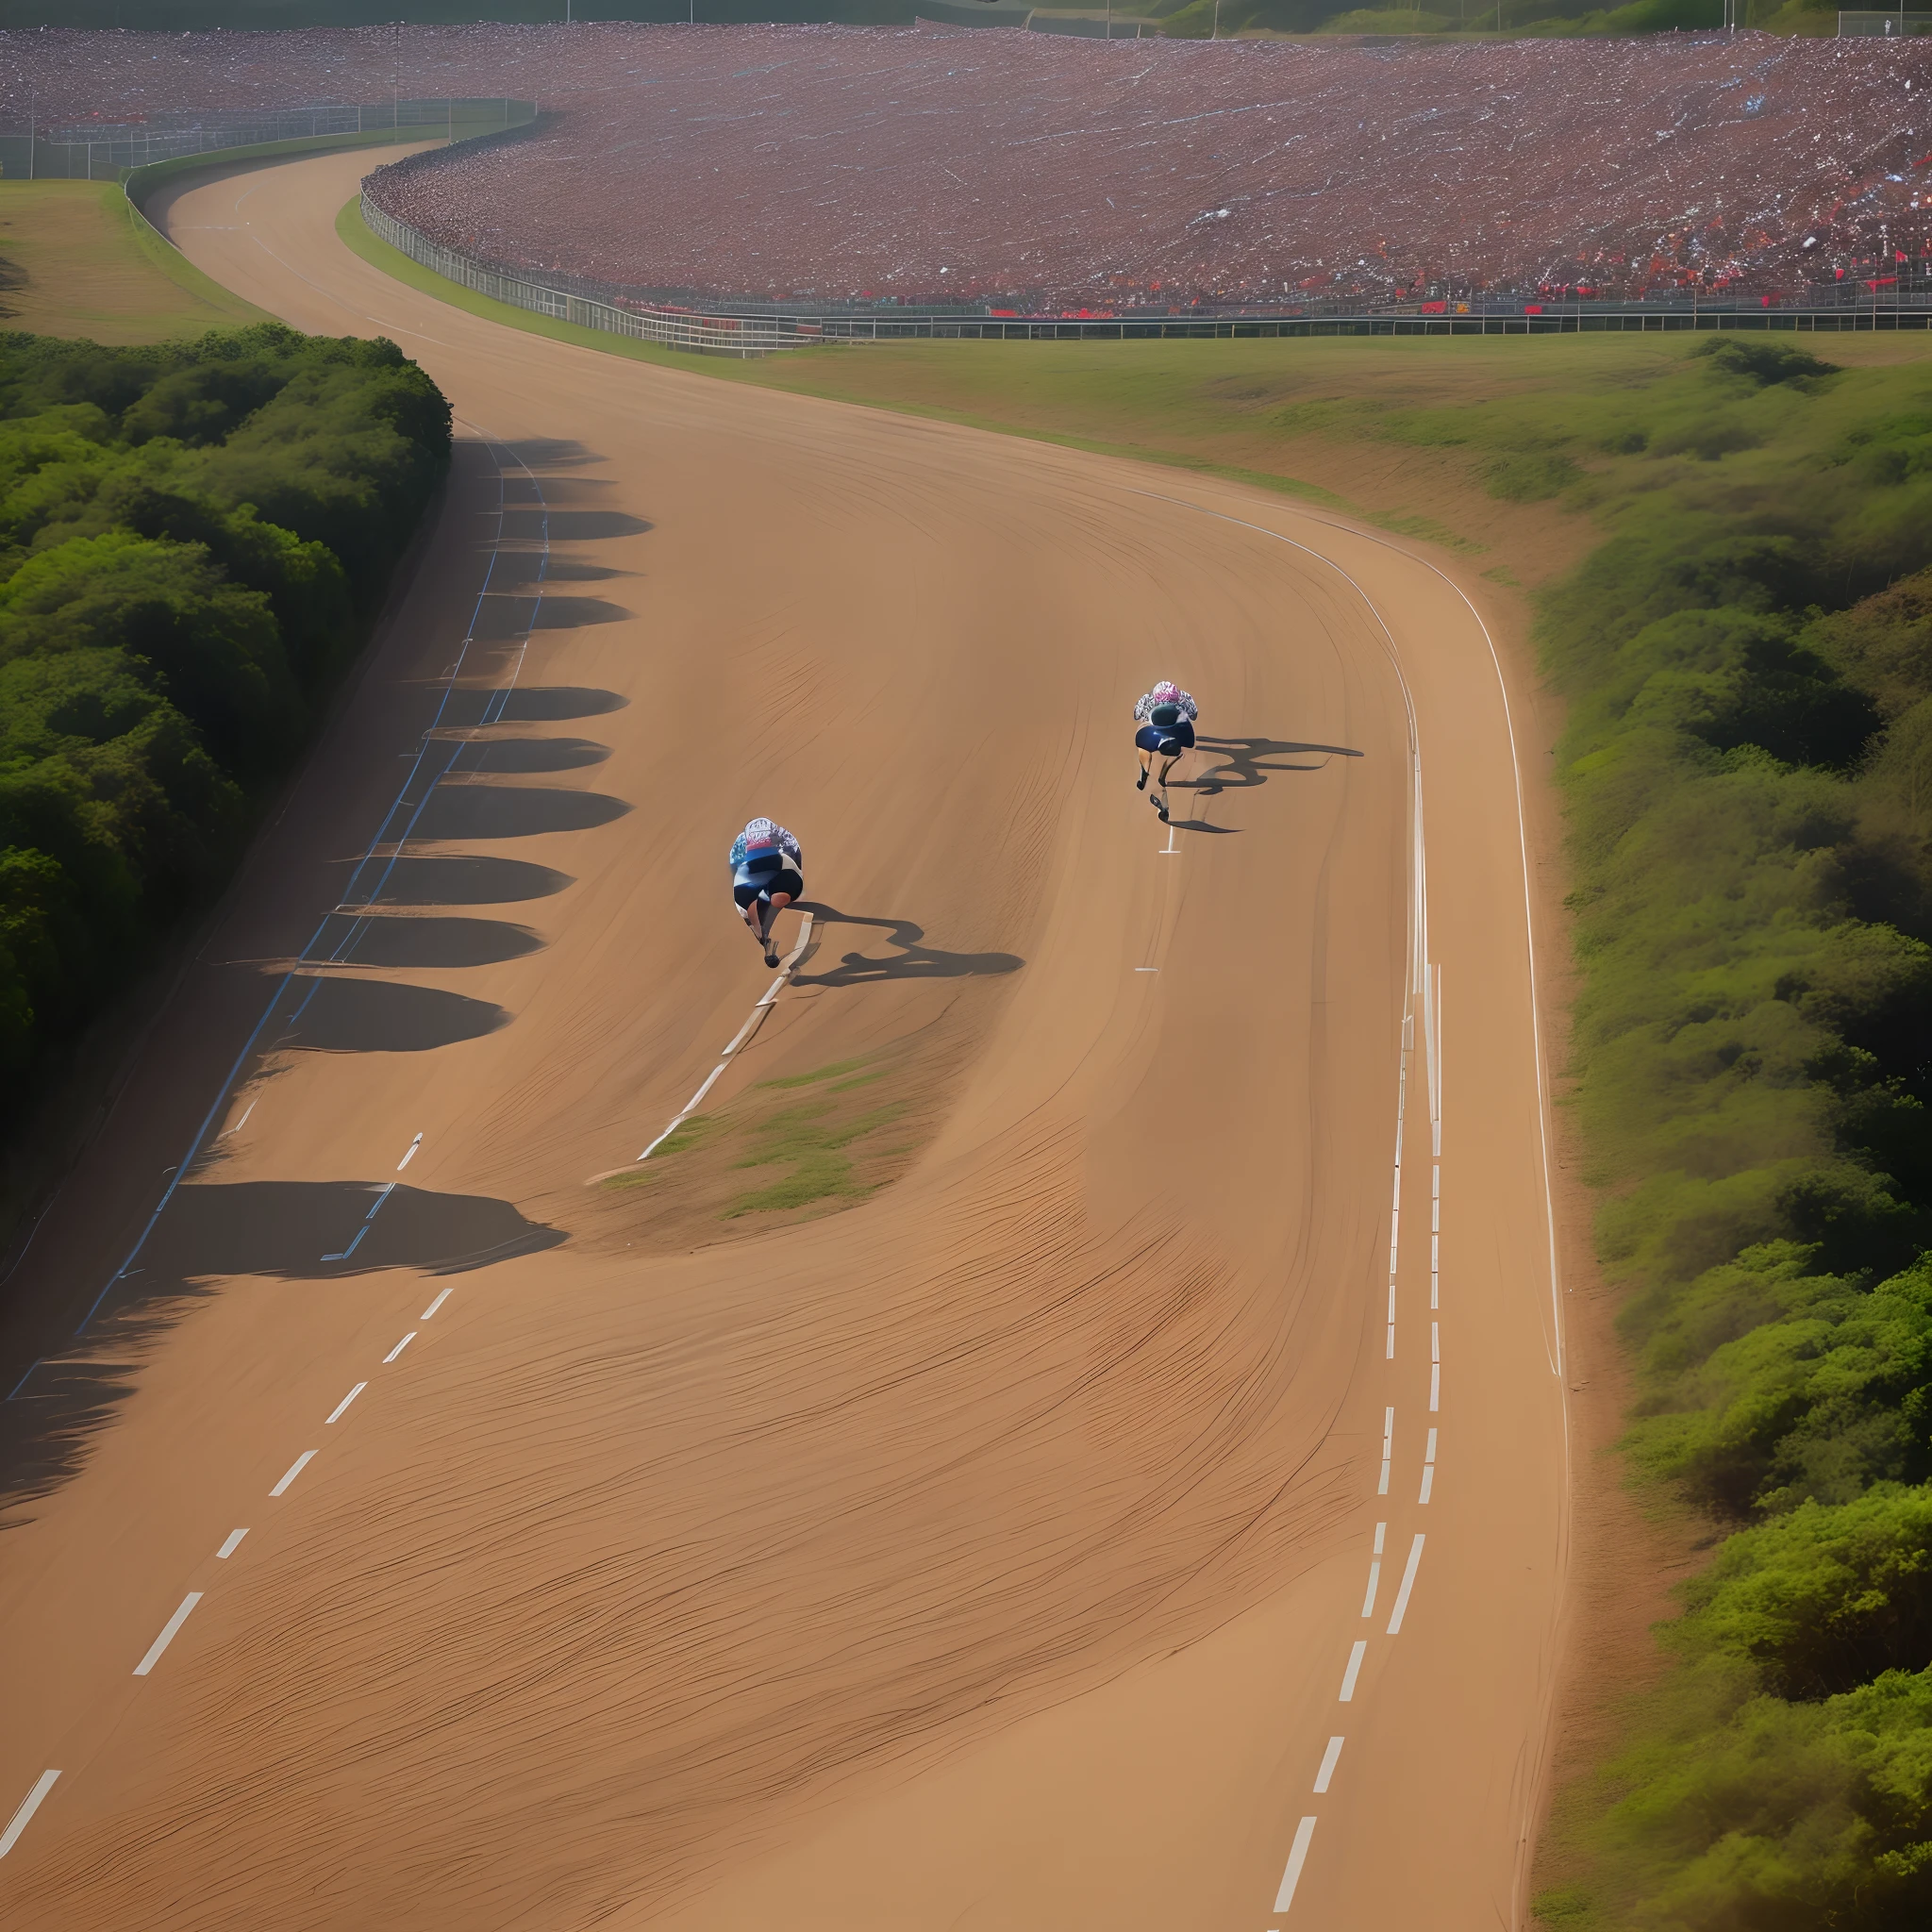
[
  {"x1": 1273, "y1": 1816, "x2": 1319, "y2": 1913},
  {"x1": 270, "y1": 1450, "x2": 316, "y2": 1497},
  {"x1": 216, "y1": 1527, "x2": 248, "y2": 1559},
  {"x1": 132, "y1": 1592, "x2": 203, "y2": 1676},
  {"x1": 1360, "y1": 1559, "x2": 1381, "y2": 1617},
  {"x1": 1339, "y1": 1639, "x2": 1367, "y2": 1702},
  {"x1": 421, "y1": 1287, "x2": 453, "y2": 1320},
  {"x1": 0, "y1": 1770, "x2": 59, "y2": 1859},
  {"x1": 1387, "y1": 1533, "x2": 1426, "y2": 1636},
  {"x1": 1421, "y1": 1426, "x2": 1439, "y2": 1505},
  {"x1": 383, "y1": 1332, "x2": 416, "y2": 1364},
  {"x1": 397, "y1": 1133, "x2": 424, "y2": 1171},
  {"x1": 1431, "y1": 1162, "x2": 1441, "y2": 1307},
  {"x1": 1377, "y1": 1407, "x2": 1393, "y2": 1496},
  {"x1": 1430, "y1": 1363, "x2": 1441, "y2": 1412},
  {"x1": 325, "y1": 1382, "x2": 367, "y2": 1424},
  {"x1": 1313, "y1": 1735, "x2": 1345, "y2": 1794}
]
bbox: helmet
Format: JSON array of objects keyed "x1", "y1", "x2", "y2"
[
  {"x1": 1152, "y1": 680, "x2": 1182, "y2": 702},
  {"x1": 744, "y1": 816, "x2": 777, "y2": 840}
]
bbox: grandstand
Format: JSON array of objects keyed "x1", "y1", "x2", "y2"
[{"x1": 6, "y1": 23, "x2": 1930, "y2": 308}]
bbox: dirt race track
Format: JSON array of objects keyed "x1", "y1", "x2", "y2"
[{"x1": 0, "y1": 147, "x2": 1568, "y2": 1930}]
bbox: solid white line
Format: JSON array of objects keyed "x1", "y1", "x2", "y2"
[
  {"x1": 325, "y1": 1382, "x2": 366, "y2": 1425},
  {"x1": 1119, "y1": 484, "x2": 1562, "y2": 1388},
  {"x1": 270, "y1": 1449, "x2": 316, "y2": 1497},
  {"x1": 1313, "y1": 1735, "x2": 1345, "y2": 1794},
  {"x1": 683, "y1": 1059, "x2": 731, "y2": 1113},
  {"x1": 383, "y1": 1332, "x2": 416, "y2": 1364},
  {"x1": 638, "y1": 913, "x2": 816, "y2": 1163},
  {"x1": 397, "y1": 1133, "x2": 423, "y2": 1172},
  {"x1": 1387, "y1": 1533, "x2": 1426, "y2": 1634},
  {"x1": 221, "y1": 1098, "x2": 257, "y2": 1139},
  {"x1": 132, "y1": 1592, "x2": 203, "y2": 1676},
  {"x1": 216, "y1": 1527, "x2": 248, "y2": 1559},
  {"x1": 1273, "y1": 1816, "x2": 1319, "y2": 1913},
  {"x1": 1360, "y1": 1559, "x2": 1380, "y2": 1617},
  {"x1": 0, "y1": 1770, "x2": 59, "y2": 1859},
  {"x1": 1339, "y1": 1639, "x2": 1367, "y2": 1701},
  {"x1": 421, "y1": 1287, "x2": 453, "y2": 1320}
]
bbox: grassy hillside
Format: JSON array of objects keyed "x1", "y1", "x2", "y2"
[{"x1": 0, "y1": 180, "x2": 271, "y2": 344}]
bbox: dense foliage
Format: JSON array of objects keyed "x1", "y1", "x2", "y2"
[
  {"x1": 1530, "y1": 338, "x2": 1932, "y2": 1930},
  {"x1": 0, "y1": 324, "x2": 449, "y2": 1079}
]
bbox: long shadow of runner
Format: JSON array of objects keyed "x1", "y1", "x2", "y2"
[
  {"x1": 792, "y1": 905, "x2": 1024, "y2": 987},
  {"x1": 0, "y1": 1180, "x2": 562, "y2": 1519},
  {"x1": 1189, "y1": 735, "x2": 1367, "y2": 799}
]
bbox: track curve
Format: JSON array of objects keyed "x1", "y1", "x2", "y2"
[{"x1": 0, "y1": 146, "x2": 1568, "y2": 1932}]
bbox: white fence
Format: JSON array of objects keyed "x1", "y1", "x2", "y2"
[
  {"x1": 360, "y1": 197, "x2": 818, "y2": 359},
  {"x1": 1839, "y1": 9, "x2": 1932, "y2": 30},
  {"x1": 2, "y1": 99, "x2": 531, "y2": 183}
]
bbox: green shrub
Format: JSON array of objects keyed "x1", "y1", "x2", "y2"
[
  {"x1": 1540, "y1": 341, "x2": 1932, "y2": 1928},
  {"x1": 0, "y1": 325, "x2": 449, "y2": 1079}
]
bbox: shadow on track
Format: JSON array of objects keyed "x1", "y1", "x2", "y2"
[
  {"x1": 308, "y1": 915, "x2": 544, "y2": 972},
  {"x1": 474, "y1": 593, "x2": 633, "y2": 640},
  {"x1": 276, "y1": 975, "x2": 509, "y2": 1053},
  {"x1": 793, "y1": 905, "x2": 1024, "y2": 988},
  {"x1": 0, "y1": 1181, "x2": 562, "y2": 1520},
  {"x1": 408, "y1": 784, "x2": 631, "y2": 843},
  {"x1": 1188, "y1": 734, "x2": 1366, "y2": 800},
  {"x1": 490, "y1": 686, "x2": 630, "y2": 725},
  {"x1": 453, "y1": 737, "x2": 610, "y2": 776},
  {"x1": 346, "y1": 855, "x2": 574, "y2": 907}
]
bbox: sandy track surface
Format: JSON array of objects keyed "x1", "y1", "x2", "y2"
[{"x1": 0, "y1": 148, "x2": 1567, "y2": 1929}]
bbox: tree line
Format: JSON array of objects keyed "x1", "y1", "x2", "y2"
[
  {"x1": 1534, "y1": 337, "x2": 1932, "y2": 1930},
  {"x1": 0, "y1": 324, "x2": 449, "y2": 1089}
]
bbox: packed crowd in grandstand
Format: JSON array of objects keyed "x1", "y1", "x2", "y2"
[{"x1": 6, "y1": 23, "x2": 1929, "y2": 308}]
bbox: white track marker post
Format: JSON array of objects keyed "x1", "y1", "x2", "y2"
[
  {"x1": 634, "y1": 913, "x2": 814, "y2": 1165},
  {"x1": 0, "y1": 1770, "x2": 59, "y2": 1859}
]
